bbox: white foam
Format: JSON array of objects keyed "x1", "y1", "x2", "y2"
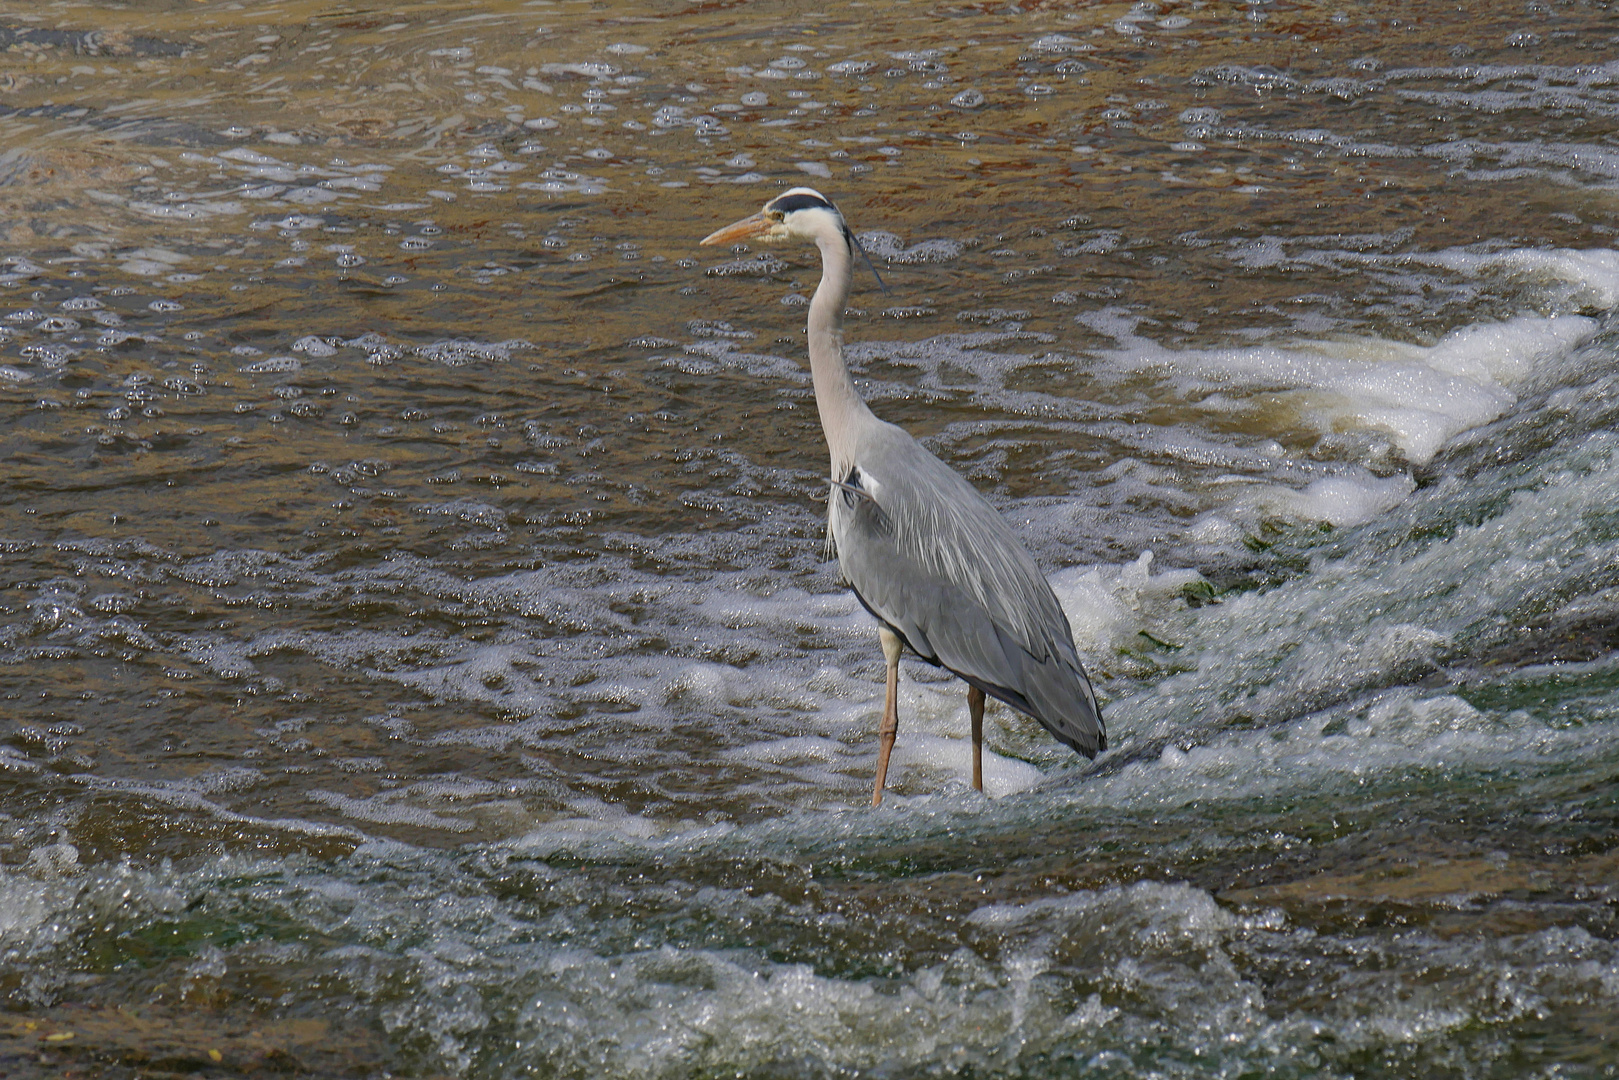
[
  {"x1": 308, "y1": 789, "x2": 477, "y2": 833},
  {"x1": 1084, "y1": 309, "x2": 1599, "y2": 465},
  {"x1": 25, "y1": 843, "x2": 80, "y2": 877},
  {"x1": 0, "y1": 746, "x2": 40, "y2": 773},
  {"x1": 856, "y1": 231, "x2": 965, "y2": 263},
  {"x1": 1423, "y1": 138, "x2": 1619, "y2": 186},
  {"x1": 1194, "y1": 471, "x2": 1416, "y2": 535},
  {"x1": 885, "y1": 733, "x2": 1046, "y2": 798},
  {"x1": 1413, "y1": 247, "x2": 1619, "y2": 310},
  {"x1": 0, "y1": 870, "x2": 72, "y2": 942},
  {"x1": 1097, "y1": 430, "x2": 1619, "y2": 791},
  {"x1": 248, "y1": 539, "x2": 1200, "y2": 811},
  {"x1": 968, "y1": 879, "x2": 1246, "y2": 935},
  {"x1": 740, "y1": 735, "x2": 848, "y2": 765},
  {"x1": 1050, "y1": 550, "x2": 1206, "y2": 652},
  {"x1": 8, "y1": 839, "x2": 1611, "y2": 1080}
]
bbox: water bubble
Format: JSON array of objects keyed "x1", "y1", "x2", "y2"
[
  {"x1": 272, "y1": 215, "x2": 324, "y2": 230},
  {"x1": 240, "y1": 357, "x2": 302, "y2": 373},
  {"x1": 23, "y1": 343, "x2": 74, "y2": 367},
  {"x1": 741, "y1": 92, "x2": 768, "y2": 107},
  {"x1": 148, "y1": 300, "x2": 184, "y2": 313},
  {"x1": 540, "y1": 61, "x2": 619, "y2": 78},
  {"x1": 652, "y1": 105, "x2": 689, "y2": 127},
  {"x1": 950, "y1": 88, "x2": 985, "y2": 109},
  {"x1": 1030, "y1": 33, "x2": 1088, "y2": 53},
  {"x1": 293, "y1": 336, "x2": 338, "y2": 357}
]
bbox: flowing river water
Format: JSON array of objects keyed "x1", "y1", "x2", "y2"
[{"x1": 2, "y1": 1, "x2": 1618, "y2": 1076}]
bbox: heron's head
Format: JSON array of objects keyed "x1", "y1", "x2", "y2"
[{"x1": 701, "y1": 187, "x2": 848, "y2": 249}]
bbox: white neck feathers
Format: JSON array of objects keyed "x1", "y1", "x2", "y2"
[{"x1": 806, "y1": 228, "x2": 874, "y2": 477}]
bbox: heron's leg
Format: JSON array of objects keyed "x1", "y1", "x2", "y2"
[
  {"x1": 967, "y1": 686, "x2": 985, "y2": 793},
  {"x1": 872, "y1": 626, "x2": 903, "y2": 807}
]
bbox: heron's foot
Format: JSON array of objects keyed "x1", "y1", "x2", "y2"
[{"x1": 872, "y1": 727, "x2": 896, "y2": 807}]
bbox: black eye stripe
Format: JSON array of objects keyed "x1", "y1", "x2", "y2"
[{"x1": 768, "y1": 192, "x2": 834, "y2": 214}]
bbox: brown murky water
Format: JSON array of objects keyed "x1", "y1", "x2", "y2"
[{"x1": 3, "y1": 2, "x2": 1618, "y2": 1077}]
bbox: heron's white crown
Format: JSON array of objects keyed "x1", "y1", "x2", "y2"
[{"x1": 756, "y1": 187, "x2": 844, "y2": 243}]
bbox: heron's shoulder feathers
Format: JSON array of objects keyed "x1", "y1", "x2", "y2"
[{"x1": 831, "y1": 422, "x2": 1069, "y2": 660}]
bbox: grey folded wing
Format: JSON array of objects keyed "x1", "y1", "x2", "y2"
[{"x1": 829, "y1": 438, "x2": 1104, "y2": 757}]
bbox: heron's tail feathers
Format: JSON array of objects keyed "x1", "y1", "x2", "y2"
[{"x1": 956, "y1": 622, "x2": 1104, "y2": 759}]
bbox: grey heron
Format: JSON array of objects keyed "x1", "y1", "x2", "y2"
[{"x1": 702, "y1": 187, "x2": 1104, "y2": 806}]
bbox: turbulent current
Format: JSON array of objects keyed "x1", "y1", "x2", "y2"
[{"x1": 1, "y1": 1, "x2": 1616, "y2": 1077}]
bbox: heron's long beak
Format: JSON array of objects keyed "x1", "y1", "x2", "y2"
[{"x1": 701, "y1": 212, "x2": 772, "y2": 247}]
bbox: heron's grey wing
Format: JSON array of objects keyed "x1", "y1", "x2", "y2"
[{"x1": 830, "y1": 426, "x2": 1104, "y2": 757}]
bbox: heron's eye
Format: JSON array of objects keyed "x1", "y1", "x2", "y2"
[{"x1": 766, "y1": 209, "x2": 785, "y2": 222}]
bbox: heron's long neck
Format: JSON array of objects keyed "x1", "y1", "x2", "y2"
[{"x1": 807, "y1": 232, "x2": 872, "y2": 475}]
